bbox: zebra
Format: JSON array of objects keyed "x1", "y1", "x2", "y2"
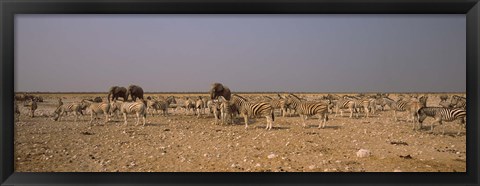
[
  {"x1": 219, "y1": 96, "x2": 239, "y2": 125},
  {"x1": 264, "y1": 96, "x2": 289, "y2": 117},
  {"x1": 195, "y1": 96, "x2": 205, "y2": 118},
  {"x1": 184, "y1": 98, "x2": 196, "y2": 115},
  {"x1": 374, "y1": 95, "x2": 391, "y2": 111},
  {"x1": 23, "y1": 98, "x2": 38, "y2": 118},
  {"x1": 210, "y1": 100, "x2": 222, "y2": 125},
  {"x1": 206, "y1": 99, "x2": 215, "y2": 116},
  {"x1": 333, "y1": 96, "x2": 357, "y2": 118},
  {"x1": 82, "y1": 99, "x2": 111, "y2": 125},
  {"x1": 156, "y1": 96, "x2": 176, "y2": 116},
  {"x1": 146, "y1": 99, "x2": 161, "y2": 116},
  {"x1": 286, "y1": 94, "x2": 329, "y2": 128},
  {"x1": 383, "y1": 96, "x2": 428, "y2": 122},
  {"x1": 230, "y1": 94, "x2": 275, "y2": 130},
  {"x1": 417, "y1": 107, "x2": 466, "y2": 134},
  {"x1": 119, "y1": 100, "x2": 147, "y2": 126},
  {"x1": 109, "y1": 100, "x2": 124, "y2": 120},
  {"x1": 201, "y1": 96, "x2": 209, "y2": 113},
  {"x1": 53, "y1": 102, "x2": 86, "y2": 122},
  {"x1": 344, "y1": 96, "x2": 371, "y2": 118},
  {"x1": 450, "y1": 95, "x2": 466, "y2": 109}
]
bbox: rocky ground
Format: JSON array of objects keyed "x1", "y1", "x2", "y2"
[{"x1": 14, "y1": 93, "x2": 466, "y2": 172}]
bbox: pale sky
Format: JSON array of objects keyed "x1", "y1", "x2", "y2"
[{"x1": 15, "y1": 14, "x2": 466, "y2": 92}]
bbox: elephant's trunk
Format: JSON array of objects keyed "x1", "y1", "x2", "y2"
[{"x1": 210, "y1": 90, "x2": 216, "y2": 100}]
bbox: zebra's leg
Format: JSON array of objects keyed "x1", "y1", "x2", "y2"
[
  {"x1": 300, "y1": 114, "x2": 306, "y2": 128},
  {"x1": 73, "y1": 112, "x2": 78, "y2": 123},
  {"x1": 393, "y1": 110, "x2": 397, "y2": 122},
  {"x1": 365, "y1": 106, "x2": 369, "y2": 118},
  {"x1": 123, "y1": 113, "x2": 128, "y2": 126},
  {"x1": 317, "y1": 114, "x2": 323, "y2": 128},
  {"x1": 89, "y1": 112, "x2": 94, "y2": 125},
  {"x1": 135, "y1": 113, "x2": 140, "y2": 126},
  {"x1": 243, "y1": 114, "x2": 249, "y2": 129},
  {"x1": 319, "y1": 113, "x2": 327, "y2": 128},
  {"x1": 105, "y1": 112, "x2": 109, "y2": 124}
]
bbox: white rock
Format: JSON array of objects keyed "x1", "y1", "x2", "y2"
[
  {"x1": 356, "y1": 149, "x2": 371, "y2": 158},
  {"x1": 267, "y1": 154, "x2": 277, "y2": 159}
]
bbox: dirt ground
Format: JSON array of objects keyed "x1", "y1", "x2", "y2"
[{"x1": 14, "y1": 93, "x2": 466, "y2": 172}]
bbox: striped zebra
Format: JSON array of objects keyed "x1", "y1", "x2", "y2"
[
  {"x1": 264, "y1": 96, "x2": 289, "y2": 117},
  {"x1": 417, "y1": 107, "x2": 466, "y2": 134},
  {"x1": 344, "y1": 96, "x2": 371, "y2": 118},
  {"x1": 219, "y1": 96, "x2": 239, "y2": 125},
  {"x1": 53, "y1": 101, "x2": 86, "y2": 122},
  {"x1": 184, "y1": 98, "x2": 196, "y2": 115},
  {"x1": 333, "y1": 96, "x2": 357, "y2": 118},
  {"x1": 195, "y1": 96, "x2": 205, "y2": 118},
  {"x1": 202, "y1": 97, "x2": 209, "y2": 113},
  {"x1": 231, "y1": 94, "x2": 275, "y2": 130},
  {"x1": 450, "y1": 95, "x2": 466, "y2": 109},
  {"x1": 383, "y1": 96, "x2": 428, "y2": 122},
  {"x1": 156, "y1": 96, "x2": 176, "y2": 116},
  {"x1": 109, "y1": 100, "x2": 123, "y2": 120},
  {"x1": 206, "y1": 99, "x2": 215, "y2": 116},
  {"x1": 23, "y1": 99, "x2": 38, "y2": 118},
  {"x1": 210, "y1": 100, "x2": 222, "y2": 125},
  {"x1": 82, "y1": 99, "x2": 111, "y2": 125},
  {"x1": 286, "y1": 94, "x2": 329, "y2": 128},
  {"x1": 146, "y1": 99, "x2": 161, "y2": 116},
  {"x1": 119, "y1": 100, "x2": 147, "y2": 126}
]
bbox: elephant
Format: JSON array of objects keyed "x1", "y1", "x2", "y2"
[
  {"x1": 127, "y1": 85, "x2": 144, "y2": 102},
  {"x1": 210, "y1": 83, "x2": 231, "y2": 101},
  {"x1": 108, "y1": 86, "x2": 128, "y2": 102}
]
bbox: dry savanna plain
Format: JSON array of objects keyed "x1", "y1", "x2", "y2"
[{"x1": 14, "y1": 93, "x2": 466, "y2": 172}]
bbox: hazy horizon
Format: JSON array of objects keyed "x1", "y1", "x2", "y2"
[{"x1": 15, "y1": 14, "x2": 466, "y2": 92}]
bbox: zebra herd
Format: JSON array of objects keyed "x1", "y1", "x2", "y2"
[{"x1": 14, "y1": 84, "x2": 467, "y2": 134}]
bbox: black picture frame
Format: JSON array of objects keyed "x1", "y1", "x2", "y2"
[{"x1": 1, "y1": 0, "x2": 479, "y2": 185}]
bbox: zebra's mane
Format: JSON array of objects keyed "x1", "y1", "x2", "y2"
[
  {"x1": 233, "y1": 94, "x2": 248, "y2": 101},
  {"x1": 289, "y1": 94, "x2": 302, "y2": 100}
]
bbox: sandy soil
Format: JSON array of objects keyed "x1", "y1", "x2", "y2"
[{"x1": 14, "y1": 93, "x2": 466, "y2": 172}]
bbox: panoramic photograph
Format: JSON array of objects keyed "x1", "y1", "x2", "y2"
[{"x1": 14, "y1": 14, "x2": 466, "y2": 172}]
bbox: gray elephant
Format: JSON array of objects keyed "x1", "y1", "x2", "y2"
[
  {"x1": 127, "y1": 85, "x2": 144, "y2": 102},
  {"x1": 108, "y1": 86, "x2": 128, "y2": 102},
  {"x1": 210, "y1": 83, "x2": 231, "y2": 101}
]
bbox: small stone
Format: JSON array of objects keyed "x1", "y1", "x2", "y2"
[
  {"x1": 308, "y1": 165, "x2": 316, "y2": 170},
  {"x1": 356, "y1": 149, "x2": 371, "y2": 158},
  {"x1": 394, "y1": 169, "x2": 402, "y2": 172},
  {"x1": 268, "y1": 154, "x2": 277, "y2": 159}
]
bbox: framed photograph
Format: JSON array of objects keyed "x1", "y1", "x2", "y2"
[{"x1": 1, "y1": 0, "x2": 479, "y2": 185}]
